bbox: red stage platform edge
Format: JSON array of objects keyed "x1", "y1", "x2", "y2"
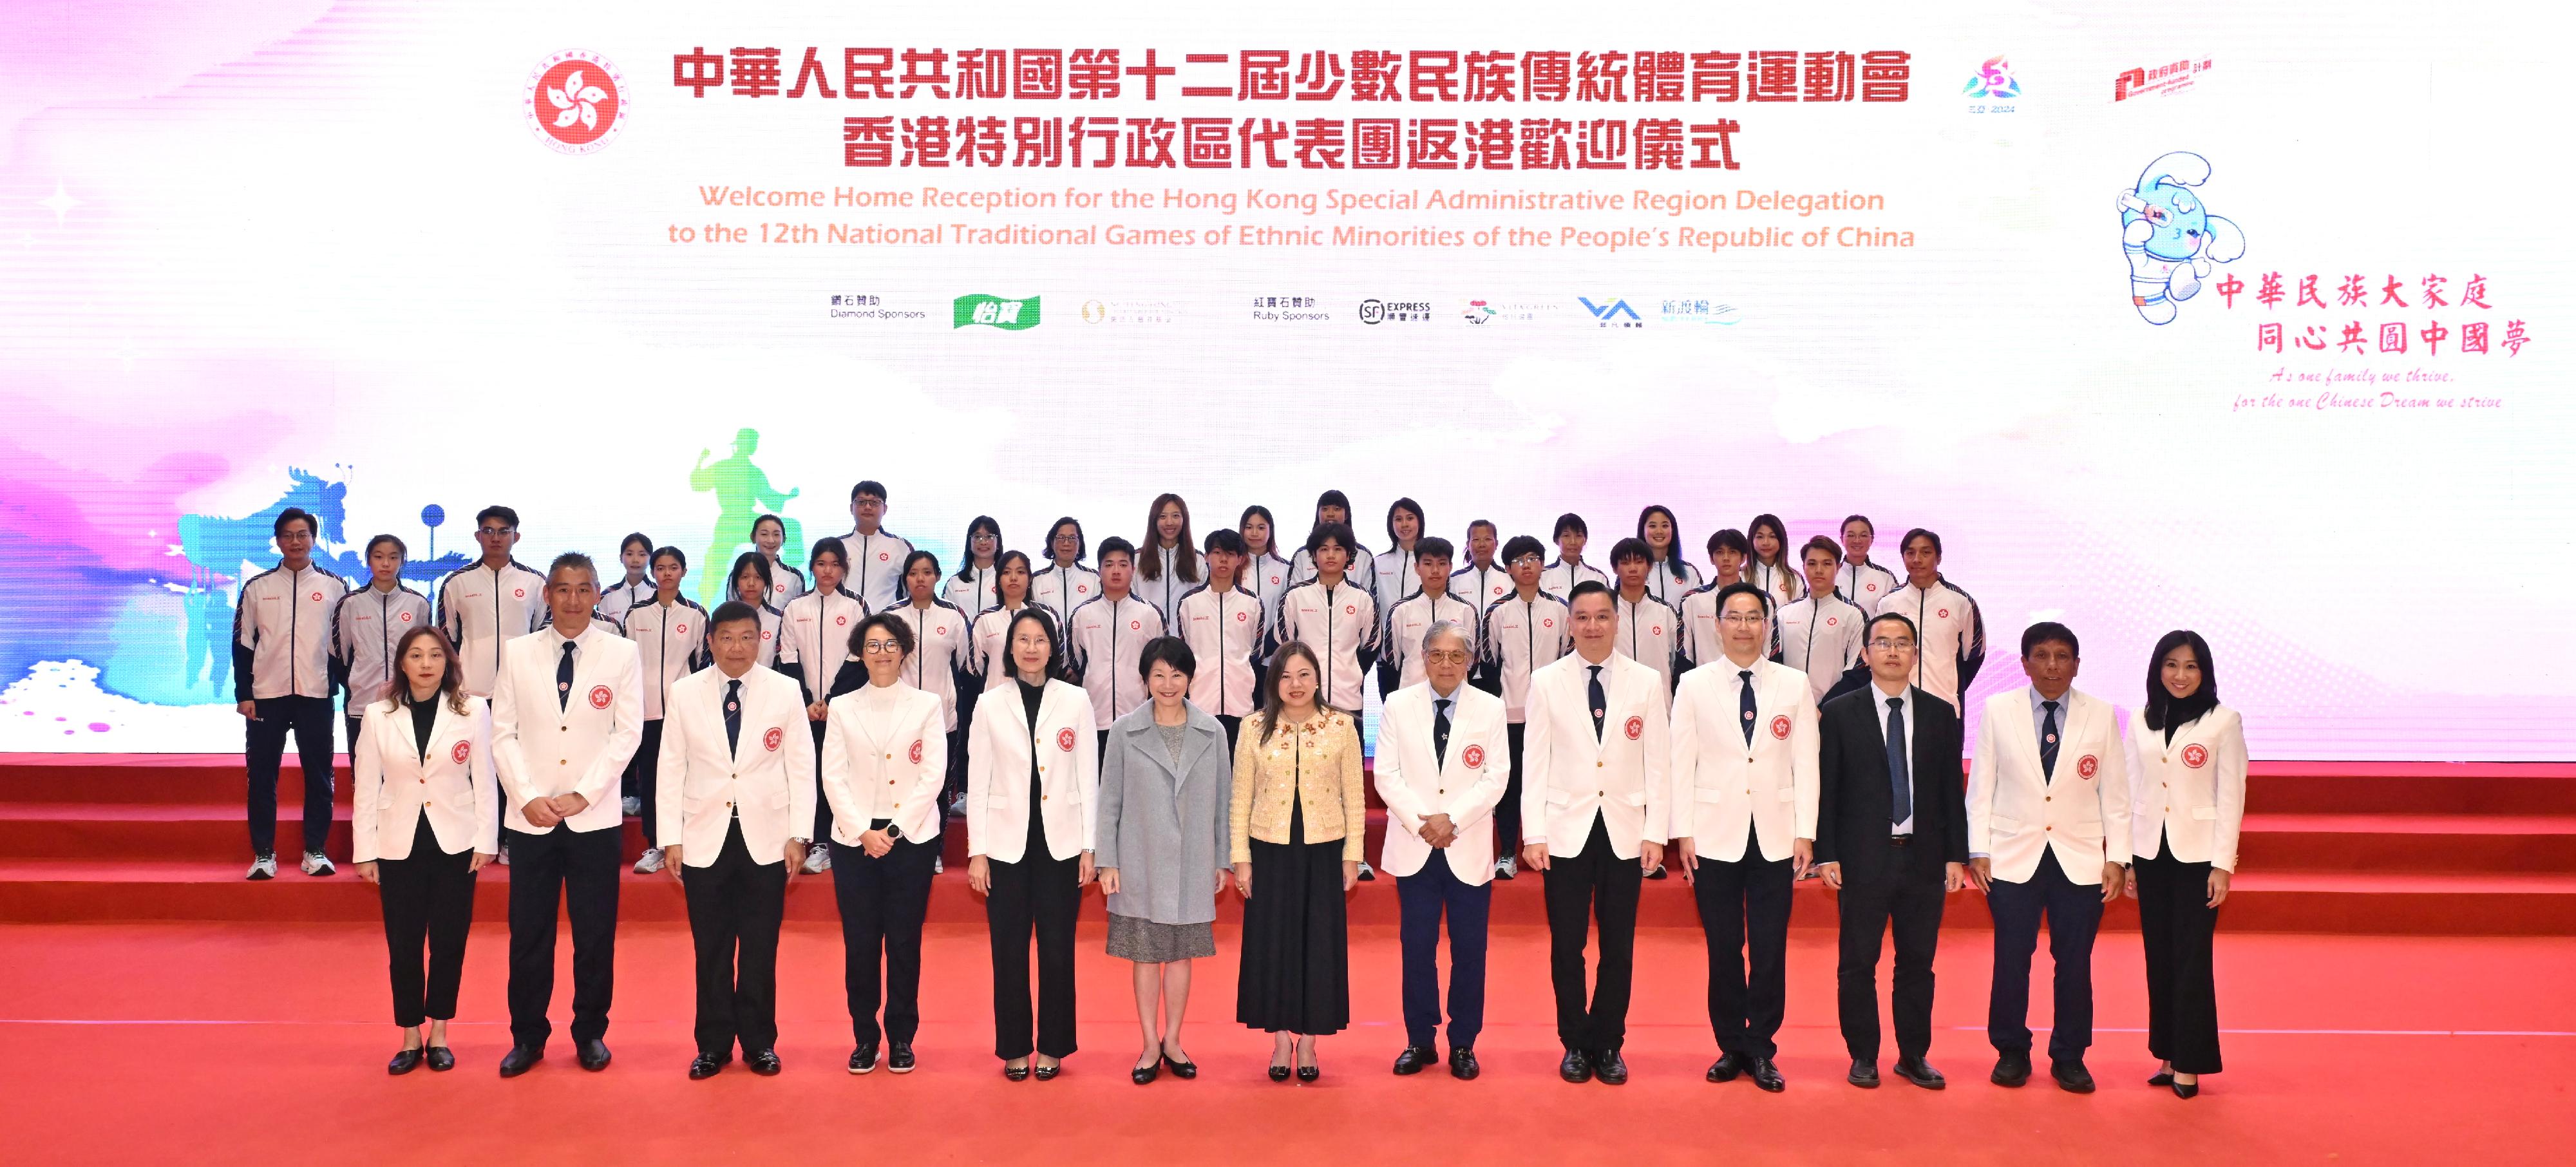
[{"x1": 1, "y1": 754, "x2": 2570, "y2": 932}]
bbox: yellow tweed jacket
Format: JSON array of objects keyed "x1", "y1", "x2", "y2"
[{"x1": 1229, "y1": 708, "x2": 1368, "y2": 864}]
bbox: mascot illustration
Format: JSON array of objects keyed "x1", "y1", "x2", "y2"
[{"x1": 2119, "y1": 151, "x2": 2246, "y2": 325}]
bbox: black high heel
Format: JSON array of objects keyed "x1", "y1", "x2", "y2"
[
  {"x1": 2148, "y1": 1067, "x2": 2175, "y2": 1088},
  {"x1": 1131, "y1": 1057, "x2": 1159, "y2": 1085},
  {"x1": 2172, "y1": 1078, "x2": 2199, "y2": 1099},
  {"x1": 1268, "y1": 1053, "x2": 1293, "y2": 1082},
  {"x1": 1295, "y1": 1039, "x2": 1320, "y2": 1083}
]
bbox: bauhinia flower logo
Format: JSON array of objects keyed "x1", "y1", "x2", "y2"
[{"x1": 526, "y1": 51, "x2": 626, "y2": 155}]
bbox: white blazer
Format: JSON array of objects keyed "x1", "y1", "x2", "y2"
[
  {"x1": 351, "y1": 696, "x2": 499, "y2": 862},
  {"x1": 819, "y1": 681, "x2": 947, "y2": 847},
  {"x1": 2123, "y1": 703, "x2": 2248, "y2": 870},
  {"x1": 491, "y1": 625, "x2": 644, "y2": 834},
  {"x1": 654, "y1": 665, "x2": 818, "y2": 867},
  {"x1": 1966, "y1": 686, "x2": 2134, "y2": 885},
  {"x1": 1376, "y1": 681, "x2": 1511, "y2": 882},
  {"x1": 1520, "y1": 651, "x2": 1671, "y2": 860},
  {"x1": 1669, "y1": 656, "x2": 1819, "y2": 864},
  {"x1": 965, "y1": 678, "x2": 1100, "y2": 863}
]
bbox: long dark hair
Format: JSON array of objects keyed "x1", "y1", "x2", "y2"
[
  {"x1": 1139, "y1": 493, "x2": 1200, "y2": 582},
  {"x1": 1238, "y1": 504, "x2": 1278, "y2": 558},
  {"x1": 1001, "y1": 606, "x2": 1070, "y2": 683},
  {"x1": 993, "y1": 549, "x2": 1034, "y2": 608},
  {"x1": 2143, "y1": 629, "x2": 2221, "y2": 732},
  {"x1": 728, "y1": 551, "x2": 773, "y2": 605},
  {"x1": 1385, "y1": 497, "x2": 1424, "y2": 549},
  {"x1": 1637, "y1": 504, "x2": 1689, "y2": 577},
  {"x1": 1747, "y1": 513, "x2": 1803, "y2": 600},
  {"x1": 1256, "y1": 640, "x2": 1331, "y2": 744},
  {"x1": 380, "y1": 627, "x2": 468, "y2": 716},
  {"x1": 954, "y1": 515, "x2": 1001, "y2": 581},
  {"x1": 1045, "y1": 516, "x2": 1087, "y2": 566}
]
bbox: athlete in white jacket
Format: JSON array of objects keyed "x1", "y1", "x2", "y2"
[{"x1": 435, "y1": 506, "x2": 546, "y2": 698}]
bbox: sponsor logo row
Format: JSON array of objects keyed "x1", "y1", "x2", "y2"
[{"x1": 832, "y1": 294, "x2": 1747, "y2": 330}]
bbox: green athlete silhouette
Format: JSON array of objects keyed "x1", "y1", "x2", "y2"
[{"x1": 692, "y1": 428, "x2": 800, "y2": 605}]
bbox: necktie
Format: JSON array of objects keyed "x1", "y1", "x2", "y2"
[
  {"x1": 1433, "y1": 696, "x2": 1452, "y2": 767},
  {"x1": 2040, "y1": 699, "x2": 2061, "y2": 782},
  {"x1": 1738, "y1": 669, "x2": 1758, "y2": 746},
  {"x1": 556, "y1": 641, "x2": 576, "y2": 710},
  {"x1": 1587, "y1": 665, "x2": 1606, "y2": 741},
  {"x1": 1885, "y1": 696, "x2": 1911, "y2": 826},
  {"x1": 724, "y1": 679, "x2": 743, "y2": 756}
]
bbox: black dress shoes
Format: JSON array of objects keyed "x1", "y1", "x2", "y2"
[
  {"x1": 1296, "y1": 1060, "x2": 1320, "y2": 1083},
  {"x1": 1707, "y1": 1052, "x2": 1743, "y2": 1083},
  {"x1": 576, "y1": 1039, "x2": 612, "y2": 1072},
  {"x1": 1032, "y1": 1059, "x2": 1060, "y2": 1081},
  {"x1": 424, "y1": 1046, "x2": 455, "y2": 1072},
  {"x1": 388, "y1": 1048, "x2": 423, "y2": 1076},
  {"x1": 2171, "y1": 1079, "x2": 2200, "y2": 1099},
  {"x1": 849, "y1": 1042, "x2": 880, "y2": 1074},
  {"x1": 2148, "y1": 1067, "x2": 2175, "y2": 1087},
  {"x1": 689, "y1": 1053, "x2": 726, "y2": 1080},
  {"x1": 1007, "y1": 1061, "x2": 1033, "y2": 1082},
  {"x1": 1130, "y1": 1059, "x2": 1158, "y2": 1086},
  {"x1": 1268, "y1": 1059, "x2": 1293, "y2": 1083},
  {"x1": 1591, "y1": 1048, "x2": 1629, "y2": 1085},
  {"x1": 747, "y1": 1050, "x2": 781, "y2": 1076},
  {"x1": 1992, "y1": 1050, "x2": 2032, "y2": 1087},
  {"x1": 1393, "y1": 1046, "x2": 1437, "y2": 1076},
  {"x1": 498, "y1": 1046, "x2": 543, "y2": 1078},
  {"x1": 1894, "y1": 1056, "x2": 1946, "y2": 1090},
  {"x1": 1647, "y1": 864, "x2": 1669, "y2": 880},
  {"x1": 1161, "y1": 1052, "x2": 1196, "y2": 1080},
  {"x1": 1558, "y1": 1047, "x2": 1593, "y2": 1084},
  {"x1": 1746, "y1": 1056, "x2": 1786, "y2": 1093},
  {"x1": 2051, "y1": 1059, "x2": 2096, "y2": 1094},
  {"x1": 887, "y1": 1041, "x2": 916, "y2": 1074},
  {"x1": 1847, "y1": 1059, "x2": 1880, "y2": 1088},
  {"x1": 1449, "y1": 1047, "x2": 1479, "y2": 1080}
]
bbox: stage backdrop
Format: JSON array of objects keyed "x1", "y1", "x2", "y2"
[{"x1": 0, "y1": 0, "x2": 2567, "y2": 757}]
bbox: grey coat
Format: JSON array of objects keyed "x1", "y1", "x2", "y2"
[{"x1": 1094, "y1": 703, "x2": 1233, "y2": 926}]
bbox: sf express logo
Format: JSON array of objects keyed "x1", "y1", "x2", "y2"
[{"x1": 527, "y1": 51, "x2": 626, "y2": 155}]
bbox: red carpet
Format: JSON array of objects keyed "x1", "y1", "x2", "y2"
[
  {"x1": 5, "y1": 755, "x2": 2575, "y2": 933},
  {"x1": 4, "y1": 920, "x2": 2572, "y2": 1165}
]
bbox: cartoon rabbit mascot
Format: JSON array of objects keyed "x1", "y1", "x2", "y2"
[{"x1": 2119, "y1": 151, "x2": 2246, "y2": 325}]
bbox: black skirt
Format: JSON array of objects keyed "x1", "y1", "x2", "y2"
[{"x1": 1235, "y1": 802, "x2": 1350, "y2": 1034}]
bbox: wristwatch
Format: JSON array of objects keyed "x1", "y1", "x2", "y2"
[
  {"x1": 884, "y1": 824, "x2": 905, "y2": 842},
  {"x1": 790, "y1": 837, "x2": 812, "y2": 846}
]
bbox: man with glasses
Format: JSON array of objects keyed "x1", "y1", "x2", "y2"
[
  {"x1": 836, "y1": 480, "x2": 914, "y2": 611},
  {"x1": 1669, "y1": 583, "x2": 1816, "y2": 1092},
  {"x1": 234, "y1": 506, "x2": 348, "y2": 879},
  {"x1": 1814, "y1": 612, "x2": 1968, "y2": 1092},
  {"x1": 436, "y1": 506, "x2": 547, "y2": 699},
  {"x1": 1477, "y1": 535, "x2": 1569, "y2": 880}
]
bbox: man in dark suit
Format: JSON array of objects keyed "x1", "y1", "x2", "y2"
[{"x1": 1815, "y1": 611, "x2": 1968, "y2": 1090}]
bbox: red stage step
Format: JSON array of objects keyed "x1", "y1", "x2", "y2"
[{"x1": 0, "y1": 754, "x2": 2570, "y2": 933}]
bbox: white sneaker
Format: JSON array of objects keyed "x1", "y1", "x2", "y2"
[
  {"x1": 497, "y1": 843, "x2": 511, "y2": 867},
  {"x1": 621, "y1": 795, "x2": 642, "y2": 817},
  {"x1": 933, "y1": 855, "x2": 944, "y2": 874},
  {"x1": 245, "y1": 854, "x2": 278, "y2": 880},
  {"x1": 802, "y1": 846, "x2": 831, "y2": 875},
  {"x1": 1356, "y1": 860, "x2": 1376, "y2": 882},
  {"x1": 1495, "y1": 856, "x2": 1518, "y2": 880},
  {"x1": 300, "y1": 851, "x2": 336, "y2": 877},
  {"x1": 633, "y1": 847, "x2": 666, "y2": 874}
]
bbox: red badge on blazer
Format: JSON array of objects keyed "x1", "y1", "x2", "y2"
[
  {"x1": 309, "y1": 591, "x2": 323, "y2": 602},
  {"x1": 1624, "y1": 715, "x2": 1643, "y2": 741},
  {"x1": 1345, "y1": 604, "x2": 1357, "y2": 615},
  {"x1": 399, "y1": 611, "x2": 413, "y2": 623},
  {"x1": 763, "y1": 726, "x2": 784, "y2": 752},
  {"x1": 2077, "y1": 754, "x2": 2100, "y2": 779},
  {"x1": 515, "y1": 587, "x2": 527, "y2": 598},
  {"x1": 587, "y1": 685, "x2": 612, "y2": 710},
  {"x1": 1770, "y1": 714, "x2": 1792, "y2": 740},
  {"x1": 908, "y1": 739, "x2": 924, "y2": 764},
  {"x1": 2181, "y1": 743, "x2": 2210, "y2": 769},
  {"x1": 1937, "y1": 608, "x2": 1950, "y2": 619},
  {"x1": 1056, "y1": 727, "x2": 1077, "y2": 752},
  {"x1": 451, "y1": 740, "x2": 471, "y2": 764},
  {"x1": 1130, "y1": 620, "x2": 1141, "y2": 631},
  {"x1": 1462, "y1": 745, "x2": 1486, "y2": 769}
]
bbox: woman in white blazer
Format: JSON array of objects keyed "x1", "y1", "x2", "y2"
[
  {"x1": 967, "y1": 607, "x2": 1099, "y2": 1080},
  {"x1": 819, "y1": 611, "x2": 948, "y2": 1074},
  {"x1": 352, "y1": 627, "x2": 498, "y2": 1075},
  {"x1": 2122, "y1": 630, "x2": 2246, "y2": 1099}
]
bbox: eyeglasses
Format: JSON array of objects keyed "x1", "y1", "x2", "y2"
[
  {"x1": 1423, "y1": 650, "x2": 1471, "y2": 665},
  {"x1": 861, "y1": 640, "x2": 905, "y2": 654},
  {"x1": 476, "y1": 526, "x2": 515, "y2": 537},
  {"x1": 1507, "y1": 555, "x2": 1544, "y2": 566},
  {"x1": 1867, "y1": 638, "x2": 1917, "y2": 652},
  {"x1": 1718, "y1": 613, "x2": 1766, "y2": 626}
]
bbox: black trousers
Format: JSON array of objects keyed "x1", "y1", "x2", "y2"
[
  {"x1": 1540, "y1": 818, "x2": 1641, "y2": 1051},
  {"x1": 1836, "y1": 840, "x2": 1947, "y2": 1062},
  {"x1": 2136, "y1": 833, "x2": 2223, "y2": 1073},
  {"x1": 1692, "y1": 849, "x2": 1795, "y2": 1058},
  {"x1": 1397, "y1": 855, "x2": 1491, "y2": 1049},
  {"x1": 376, "y1": 815, "x2": 477, "y2": 1027},
  {"x1": 683, "y1": 819, "x2": 788, "y2": 1058},
  {"x1": 945, "y1": 684, "x2": 979, "y2": 808},
  {"x1": 344, "y1": 714, "x2": 363, "y2": 762},
  {"x1": 828, "y1": 826, "x2": 937, "y2": 1047},
  {"x1": 1216, "y1": 713, "x2": 1242, "y2": 754},
  {"x1": 984, "y1": 840, "x2": 1081, "y2": 1059},
  {"x1": 1986, "y1": 848, "x2": 2104, "y2": 1063},
  {"x1": 1493, "y1": 721, "x2": 1526, "y2": 855},
  {"x1": 631, "y1": 719, "x2": 663, "y2": 844},
  {"x1": 808, "y1": 719, "x2": 834, "y2": 842},
  {"x1": 503, "y1": 822, "x2": 621, "y2": 1048},
  {"x1": 244, "y1": 694, "x2": 334, "y2": 857}
]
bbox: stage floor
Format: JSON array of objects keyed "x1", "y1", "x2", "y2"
[{"x1": 5, "y1": 921, "x2": 2568, "y2": 1164}]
